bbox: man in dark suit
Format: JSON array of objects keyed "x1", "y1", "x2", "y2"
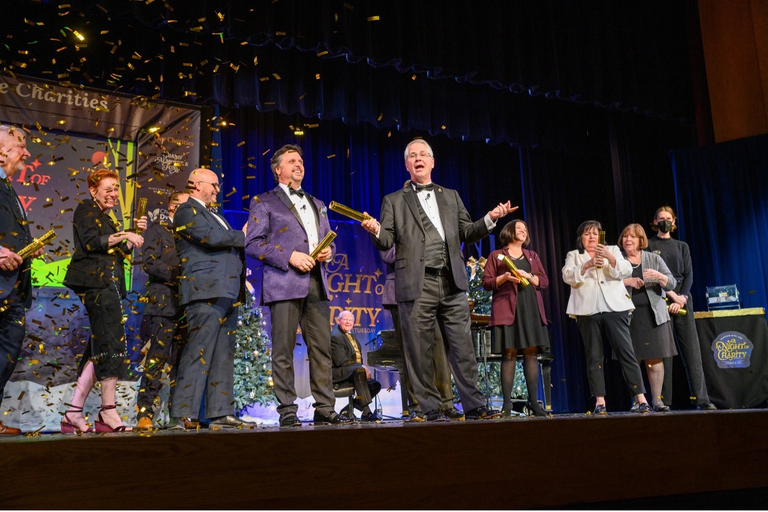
[
  {"x1": 170, "y1": 169, "x2": 253, "y2": 429},
  {"x1": 331, "y1": 310, "x2": 382, "y2": 422},
  {"x1": 0, "y1": 125, "x2": 41, "y2": 436},
  {"x1": 136, "y1": 192, "x2": 189, "y2": 430},
  {"x1": 245, "y1": 144, "x2": 349, "y2": 427},
  {"x1": 362, "y1": 139, "x2": 515, "y2": 421}
]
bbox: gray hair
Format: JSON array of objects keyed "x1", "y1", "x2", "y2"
[{"x1": 403, "y1": 139, "x2": 434, "y2": 161}]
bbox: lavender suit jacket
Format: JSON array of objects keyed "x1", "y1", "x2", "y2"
[{"x1": 245, "y1": 185, "x2": 335, "y2": 306}]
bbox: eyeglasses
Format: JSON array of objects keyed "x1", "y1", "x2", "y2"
[
  {"x1": 197, "y1": 181, "x2": 220, "y2": 190},
  {"x1": 407, "y1": 151, "x2": 432, "y2": 159}
]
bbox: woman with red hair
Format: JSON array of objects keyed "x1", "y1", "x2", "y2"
[{"x1": 62, "y1": 169, "x2": 146, "y2": 433}]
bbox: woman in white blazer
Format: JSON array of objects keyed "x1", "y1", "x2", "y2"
[{"x1": 562, "y1": 220, "x2": 650, "y2": 414}]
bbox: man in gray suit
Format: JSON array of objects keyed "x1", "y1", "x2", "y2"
[
  {"x1": 245, "y1": 144, "x2": 349, "y2": 427},
  {"x1": 362, "y1": 139, "x2": 515, "y2": 421},
  {"x1": 170, "y1": 168, "x2": 253, "y2": 429}
]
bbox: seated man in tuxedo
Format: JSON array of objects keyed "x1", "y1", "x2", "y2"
[{"x1": 331, "y1": 310, "x2": 382, "y2": 422}]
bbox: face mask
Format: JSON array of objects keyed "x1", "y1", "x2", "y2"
[{"x1": 657, "y1": 219, "x2": 673, "y2": 233}]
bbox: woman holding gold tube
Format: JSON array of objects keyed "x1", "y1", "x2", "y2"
[
  {"x1": 618, "y1": 223, "x2": 677, "y2": 412},
  {"x1": 482, "y1": 220, "x2": 550, "y2": 417},
  {"x1": 62, "y1": 169, "x2": 147, "y2": 433},
  {"x1": 562, "y1": 220, "x2": 650, "y2": 414}
]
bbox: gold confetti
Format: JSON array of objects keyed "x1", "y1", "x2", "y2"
[{"x1": 367, "y1": 15, "x2": 380, "y2": 21}]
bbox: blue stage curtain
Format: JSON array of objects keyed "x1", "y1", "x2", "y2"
[{"x1": 670, "y1": 134, "x2": 768, "y2": 311}]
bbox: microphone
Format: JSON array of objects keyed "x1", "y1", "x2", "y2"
[
  {"x1": 425, "y1": 193, "x2": 431, "y2": 200},
  {"x1": 301, "y1": 204, "x2": 307, "y2": 211}
]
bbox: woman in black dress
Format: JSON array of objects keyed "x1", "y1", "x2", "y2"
[
  {"x1": 482, "y1": 220, "x2": 550, "y2": 417},
  {"x1": 619, "y1": 223, "x2": 677, "y2": 412},
  {"x1": 61, "y1": 169, "x2": 146, "y2": 433}
]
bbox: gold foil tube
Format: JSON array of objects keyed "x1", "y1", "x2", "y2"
[
  {"x1": 329, "y1": 201, "x2": 371, "y2": 222},
  {"x1": 497, "y1": 254, "x2": 530, "y2": 288},
  {"x1": 666, "y1": 297, "x2": 687, "y2": 316},
  {"x1": 310, "y1": 230, "x2": 336, "y2": 260},
  {"x1": 136, "y1": 197, "x2": 148, "y2": 219},
  {"x1": 17, "y1": 229, "x2": 57, "y2": 260},
  {"x1": 596, "y1": 230, "x2": 606, "y2": 269}
]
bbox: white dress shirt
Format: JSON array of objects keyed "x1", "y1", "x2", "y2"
[
  {"x1": 190, "y1": 196, "x2": 229, "y2": 229},
  {"x1": 279, "y1": 183, "x2": 319, "y2": 252}
]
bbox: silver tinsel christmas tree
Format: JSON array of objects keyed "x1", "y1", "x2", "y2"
[{"x1": 234, "y1": 294, "x2": 275, "y2": 414}]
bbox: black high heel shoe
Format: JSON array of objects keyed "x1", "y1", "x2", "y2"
[{"x1": 95, "y1": 405, "x2": 131, "y2": 433}]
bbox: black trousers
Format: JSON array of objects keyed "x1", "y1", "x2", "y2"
[
  {"x1": 0, "y1": 294, "x2": 25, "y2": 409},
  {"x1": 136, "y1": 314, "x2": 187, "y2": 419},
  {"x1": 576, "y1": 311, "x2": 646, "y2": 398},
  {"x1": 269, "y1": 271, "x2": 335, "y2": 420},
  {"x1": 386, "y1": 304, "x2": 454, "y2": 413},
  {"x1": 398, "y1": 272, "x2": 484, "y2": 414},
  {"x1": 337, "y1": 370, "x2": 382, "y2": 411},
  {"x1": 171, "y1": 297, "x2": 238, "y2": 420},
  {"x1": 661, "y1": 295, "x2": 711, "y2": 406}
]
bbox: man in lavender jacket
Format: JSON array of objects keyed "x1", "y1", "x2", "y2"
[{"x1": 245, "y1": 145, "x2": 349, "y2": 427}]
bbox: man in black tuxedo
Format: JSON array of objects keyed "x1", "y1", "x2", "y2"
[
  {"x1": 170, "y1": 169, "x2": 253, "y2": 429},
  {"x1": 330, "y1": 310, "x2": 382, "y2": 422},
  {"x1": 362, "y1": 139, "x2": 515, "y2": 422},
  {"x1": 0, "y1": 125, "x2": 41, "y2": 436},
  {"x1": 136, "y1": 192, "x2": 189, "y2": 430}
]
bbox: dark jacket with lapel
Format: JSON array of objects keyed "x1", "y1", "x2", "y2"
[
  {"x1": 63, "y1": 199, "x2": 127, "y2": 297},
  {"x1": 0, "y1": 178, "x2": 33, "y2": 306},
  {"x1": 244, "y1": 185, "x2": 335, "y2": 306},
  {"x1": 173, "y1": 199, "x2": 245, "y2": 306},
  {"x1": 372, "y1": 181, "x2": 490, "y2": 303},
  {"x1": 481, "y1": 247, "x2": 550, "y2": 327},
  {"x1": 141, "y1": 221, "x2": 182, "y2": 317},
  {"x1": 330, "y1": 325, "x2": 365, "y2": 382}
]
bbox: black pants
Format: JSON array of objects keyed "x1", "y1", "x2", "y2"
[
  {"x1": 337, "y1": 370, "x2": 382, "y2": 411},
  {"x1": 171, "y1": 297, "x2": 238, "y2": 420},
  {"x1": 0, "y1": 294, "x2": 25, "y2": 409},
  {"x1": 577, "y1": 311, "x2": 646, "y2": 398},
  {"x1": 662, "y1": 295, "x2": 711, "y2": 406},
  {"x1": 136, "y1": 314, "x2": 187, "y2": 419},
  {"x1": 398, "y1": 272, "x2": 484, "y2": 414},
  {"x1": 386, "y1": 304, "x2": 454, "y2": 414},
  {"x1": 269, "y1": 271, "x2": 335, "y2": 420}
]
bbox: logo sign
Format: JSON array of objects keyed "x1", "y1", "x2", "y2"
[{"x1": 711, "y1": 331, "x2": 753, "y2": 369}]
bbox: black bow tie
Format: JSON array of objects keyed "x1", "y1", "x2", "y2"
[
  {"x1": 289, "y1": 187, "x2": 305, "y2": 198},
  {"x1": 413, "y1": 182, "x2": 434, "y2": 192}
]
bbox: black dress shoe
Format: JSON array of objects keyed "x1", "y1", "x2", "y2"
[
  {"x1": 653, "y1": 404, "x2": 671, "y2": 413},
  {"x1": 404, "y1": 411, "x2": 426, "y2": 423},
  {"x1": 592, "y1": 404, "x2": 607, "y2": 415},
  {"x1": 167, "y1": 417, "x2": 200, "y2": 430},
  {"x1": 361, "y1": 411, "x2": 382, "y2": 423},
  {"x1": 697, "y1": 402, "x2": 717, "y2": 411},
  {"x1": 313, "y1": 411, "x2": 352, "y2": 425},
  {"x1": 209, "y1": 415, "x2": 257, "y2": 428},
  {"x1": 465, "y1": 406, "x2": 501, "y2": 420},
  {"x1": 441, "y1": 406, "x2": 466, "y2": 421},
  {"x1": 424, "y1": 409, "x2": 449, "y2": 422},
  {"x1": 280, "y1": 416, "x2": 302, "y2": 428}
]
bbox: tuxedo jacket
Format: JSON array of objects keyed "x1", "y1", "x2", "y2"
[
  {"x1": 372, "y1": 181, "x2": 490, "y2": 303},
  {"x1": 0, "y1": 179, "x2": 33, "y2": 306},
  {"x1": 141, "y1": 221, "x2": 182, "y2": 317},
  {"x1": 330, "y1": 325, "x2": 365, "y2": 382},
  {"x1": 562, "y1": 245, "x2": 634, "y2": 317},
  {"x1": 63, "y1": 199, "x2": 128, "y2": 297},
  {"x1": 173, "y1": 200, "x2": 245, "y2": 306},
  {"x1": 244, "y1": 185, "x2": 335, "y2": 306},
  {"x1": 482, "y1": 247, "x2": 550, "y2": 327}
]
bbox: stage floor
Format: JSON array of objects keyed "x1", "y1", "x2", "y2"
[{"x1": 3, "y1": 409, "x2": 768, "y2": 509}]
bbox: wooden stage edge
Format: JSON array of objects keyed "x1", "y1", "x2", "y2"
[{"x1": 3, "y1": 409, "x2": 768, "y2": 509}]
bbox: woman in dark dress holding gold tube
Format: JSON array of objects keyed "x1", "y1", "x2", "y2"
[
  {"x1": 482, "y1": 220, "x2": 550, "y2": 417},
  {"x1": 61, "y1": 169, "x2": 146, "y2": 433}
]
